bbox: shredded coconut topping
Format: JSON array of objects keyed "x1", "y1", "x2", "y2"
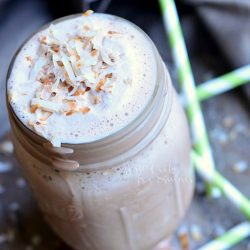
[
  {"x1": 26, "y1": 11, "x2": 128, "y2": 132},
  {"x1": 8, "y1": 12, "x2": 157, "y2": 146}
]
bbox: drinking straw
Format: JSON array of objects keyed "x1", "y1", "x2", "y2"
[
  {"x1": 197, "y1": 65, "x2": 250, "y2": 101},
  {"x1": 159, "y1": 0, "x2": 218, "y2": 196},
  {"x1": 192, "y1": 152, "x2": 250, "y2": 219},
  {"x1": 197, "y1": 222, "x2": 250, "y2": 250}
]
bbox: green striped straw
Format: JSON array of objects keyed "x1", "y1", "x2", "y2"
[
  {"x1": 197, "y1": 222, "x2": 250, "y2": 250},
  {"x1": 159, "y1": 0, "x2": 218, "y2": 195},
  {"x1": 197, "y1": 65, "x2": 250, "y2": 101},
  {"x1": 192, "y1": 152, "x2": 250, "y2": 219}
]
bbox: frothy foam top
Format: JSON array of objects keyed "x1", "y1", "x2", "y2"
[{"x1": 7, "y1": 12, "x2": 157, "y2": 146}]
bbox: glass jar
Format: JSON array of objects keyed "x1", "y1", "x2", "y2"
[{"x1": 6, "y1": 14, "x2": 194, "y2": 250}]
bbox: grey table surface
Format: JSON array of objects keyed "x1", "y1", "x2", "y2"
[{"x1": 0, "y1": 0, "x2": 250, "y2": 249}]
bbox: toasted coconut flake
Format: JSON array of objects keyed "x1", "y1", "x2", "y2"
[
  {"x1": 74, "y1": 38, "x2": 84, "y2": 55},
  {"x1": 99, "y1": 68, "x2": 114, "y2": 79},
  {"x1": 66, "y1": 111, "x2": 74, "y2": 116},
  {"x1": 95, "y1": 79, "x2": 106, "y2": 92},
  {"x1": 39, "y1": 77, "x2": 50, "y2": 85},
  {"x1": 68, "y1": 85, "x2": 79, "y2": 96},
  {"x1": 39, "y1": 36, "x2": 47, "y2": 45},
  {"x1": 68, "y1": 86, "x2": 74, "y2": 93},
  {"x1": 69, "y1": 55, "x2": 81, "y2": 77},
  {"x1": 91, "y1": 49, "x2": 98, "y2": 57},
  {"x1": 83, "y1": 25, "x2": 90, "y2": 30},
  {"x1": 65, "y1": 43, "x2": 75, "y2": 56},
  {"x1": 49, "y1": 24, "x2": 67, "y2": 44},
  {"x1": 51, "y1": 44, "x2": 60, "y2": 53},
  {"x1": 31, "y1": 98, "x2": 62, "y2": 113},
  {"x1": 33, "y1": 123, "x2": 46, "y2": 138},
  {"x1": 106, "y1": 73, "x2": 113, "y2": 79},
  {"x1": 64, "y1": 100, "x2": 79, "y2": 115},
  {"x1": 92, "y1": 33, "x2": 103, "y2": 50},
  {"x1": 63, "y1": 100, "x2": 78, "y2": 114},
  {"x1": 39, "y1": 86, "x2": 53, "y2": 100},
  {"x1": 80, "y1": 68, "x2": 96, "y2": 82},
  {"x1": 26, "y1": 56, "x2": 33, "y2": 64},
  {"x1": 58, "y1": 80, "x2": 68, "y2": 89},
  {"x1": 38, "y1": 112, "x2": 52, "y2": 122},
  {"x1": 108, "y1": 31, "x2": 120, "y2": 35},
  {"x1": 52, "y1": 53, "x2": 60, "y2": 66},
  {"x1": 67, "y1": 100, "x2": 77, "y2": 109},
  {"x1": 30, "y1": 104, "x2": 40, "y2": 113},
  {"x1": 51, "y1": 77, "x2": 60, "y2": 91},
  {"x1": 93, "y1": 95, "x2": 102, "y2": 104},
  {"x1": 57, "y1": 61, "x2": 63, "y2": 67},
  {"x1": 61, "y1": 55, "x2": 77, "y2": 86},
  {"x1": 83, "y1": 37, "x2": 91, "y2": 49},
  {"x1": 75, "y1": 39, "x2": 94, "y2": 66},
  {"x1": 73, "y1": 89, "x2": 86, "y2": 96},
  {"x1": 29, "y1": 57, "x2": 47, "y2": 81},
  {"x1": 81, "y1": 106, "x2": 90, "y2": 114},
  {"x1": 83, "y1": 10, "x2": 94, "y2": 17},
  {"x1": 101, "y1": 37, "x2": 123, "y2": 65},
  {"x1": 48, "y1": 72, "x2": 56, "y2": 81},
  {"x1": 101, "y1": 50, "x2": 113, "y2": 65},
  {"x1": 24, "y1": 12, "x2": 131, "y2": 135}
]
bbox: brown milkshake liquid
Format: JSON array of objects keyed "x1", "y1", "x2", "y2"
[{"x1": 7, "y1": 12, "x2": 194, "y2": 250}]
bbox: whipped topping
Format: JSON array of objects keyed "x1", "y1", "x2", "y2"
[{"x1": 8, "y1": 12, "x2": 157, "y2": 146}]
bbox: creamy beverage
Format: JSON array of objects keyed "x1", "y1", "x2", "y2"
[
  {"x1": 8, "y1": 12, "x2": 156, "y2": 146},
  {"x1": 7, "y1": 12, "x2": 193, "y2": 250}
]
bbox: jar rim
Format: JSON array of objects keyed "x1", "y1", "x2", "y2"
[{"x1": 6, "y1": 13, "x2": 164, "y2": 147}]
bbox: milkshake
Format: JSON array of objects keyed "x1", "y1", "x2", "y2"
[{"x1": 7, "y1": 12, "x2": 193, "y2": 250}]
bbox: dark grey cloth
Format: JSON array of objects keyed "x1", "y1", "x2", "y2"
[{"x1": 183, "y1": 0, "x2": 250, "y2": 67}]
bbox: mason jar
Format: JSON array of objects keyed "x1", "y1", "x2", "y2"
[{"x1": 6, "y1": 14, "x2": 194, "y2": 250}]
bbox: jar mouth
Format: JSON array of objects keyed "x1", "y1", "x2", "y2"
[{"x1": 6, "y1": 13, "x2": 165, "y2": 148}]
